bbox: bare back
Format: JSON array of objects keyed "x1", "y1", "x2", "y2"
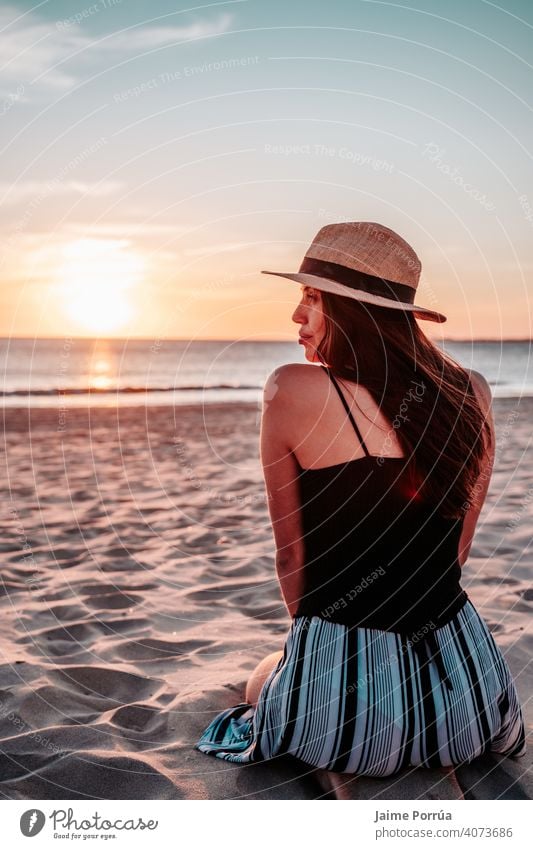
[
  {"x1": 285, "y1": 364, "x2": 495, "y2": 568},
  {"x1": 289, "y1": 366, "x2": 405, "y2": 470}
]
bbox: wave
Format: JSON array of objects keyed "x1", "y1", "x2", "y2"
[{"x1": 0, "y1": 384, "x2": 260, "y2": 397}]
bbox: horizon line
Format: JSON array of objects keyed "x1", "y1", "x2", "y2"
[{"x1": 0, "y1": 335, "x2": 531, "y2": 344}]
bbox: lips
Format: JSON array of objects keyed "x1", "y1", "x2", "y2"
[{"x1": 299, "y1": 335, "x2": 312, "y2": 341}]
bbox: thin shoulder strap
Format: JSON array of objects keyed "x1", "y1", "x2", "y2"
[{"x1": 321, "y1": 365, "x2": 370, "y2": 456}]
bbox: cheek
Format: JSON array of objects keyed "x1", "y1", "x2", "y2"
[{"x1": 314, "y1": 313, "x2": 326, "y2": 335}]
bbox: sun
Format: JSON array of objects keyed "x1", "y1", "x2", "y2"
[{"x1": 58, "y1": 239, "x2": 144, "y2": 334}]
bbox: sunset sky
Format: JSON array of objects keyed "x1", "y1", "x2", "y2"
[{"x1": 1, "y1": 0, "x2": 531, "y2": 341}]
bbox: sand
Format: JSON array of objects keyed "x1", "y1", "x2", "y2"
[{"x1": 0, "y1": 397, "x2": 530, "y2": 800}]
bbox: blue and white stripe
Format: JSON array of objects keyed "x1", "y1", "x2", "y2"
[{"x1": 194, "y1": 599, "x2": 526, "y2": 777}]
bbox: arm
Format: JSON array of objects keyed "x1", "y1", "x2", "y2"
[
  {"x1": 457, "y1": 370, "x2": 496, "y2": 567},
  {"x1": 260, "y1": 367, "x2": 306, "y2": 617}
]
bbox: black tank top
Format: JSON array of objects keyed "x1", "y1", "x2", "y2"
[{"x1": 295, "y1": 365, "x2": 469, "y2": 691}]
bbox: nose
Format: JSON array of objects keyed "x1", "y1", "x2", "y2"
[{"x1": 291, "y1": 302, "x2": 305, "y2": 324}]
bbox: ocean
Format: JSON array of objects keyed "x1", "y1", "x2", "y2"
[{"x1": 0, "y1": 337, "x2": 531, "y2": 408}]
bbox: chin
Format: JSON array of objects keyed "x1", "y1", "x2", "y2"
[{"x1": 300, "y1": 338, "x2": 320, "y2": 363}]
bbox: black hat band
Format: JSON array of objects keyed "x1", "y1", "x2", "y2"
[{"x1": 299, "y1": 257, "x2": 416, "y2": 305}]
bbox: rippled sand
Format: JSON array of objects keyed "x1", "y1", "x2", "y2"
[{"x1": 0, "y1": 399, "x2": 530, "y2": 799}]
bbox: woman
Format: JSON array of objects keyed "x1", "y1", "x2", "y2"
[{"x1": 195, "y1": 221, "x2": 526, "y2": 778}]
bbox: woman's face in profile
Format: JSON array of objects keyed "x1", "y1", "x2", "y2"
[{"x1": 292, "y1": 285, "x2": 326, "y2": 363}]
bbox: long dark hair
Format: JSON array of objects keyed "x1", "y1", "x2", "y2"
[{"x1": 316, "y1": 291, "x2": 493, "y2": 520}]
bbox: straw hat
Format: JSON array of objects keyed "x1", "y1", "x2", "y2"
[{"x1": 261, "y1": 221, "x2": 446, "y2": 323}]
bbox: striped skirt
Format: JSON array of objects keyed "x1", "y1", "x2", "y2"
[{"x1": 194, "y1": 599, "x2": 526, "y2": 776}]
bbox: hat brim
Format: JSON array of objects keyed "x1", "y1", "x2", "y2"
[{"x1": 261, "y1": 270, "x2": 447, "y2": 323}]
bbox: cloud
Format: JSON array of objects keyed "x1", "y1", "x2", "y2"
[
  {"x1": 183, "y1": 241, "x2": 251, "y2": 257},
  {"x1": 0, "y1": 4, "x2": 82, "y2": 92},
  {"x1": 63, "y1": 222, "x2": 190, "y2": 238},
  {"x1": 0, "y1": 179, "x2": 123, "y2": 204},
  {"x1": 97, "y1": 14, "x2": 234, "y2": 51},
  {"x1": 0, "y1": 225, "x2": 185, "y2": 283},
  {"x1": 0, "y1": 5, "x2": 234, "y2": 96}
]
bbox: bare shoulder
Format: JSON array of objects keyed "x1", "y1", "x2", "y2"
[
  {"x1": 263, "y1": 363, "x2": 322, "y2": 397},
  {"x1": 262, "y1": 365, "x2": 325, "y2": 429},
  {"x1": 466, "y1": 369, "x2": 495, "y2": 457},
  {"x1": 466, "y1": 369, "x2": 492, "y2": 413}
]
